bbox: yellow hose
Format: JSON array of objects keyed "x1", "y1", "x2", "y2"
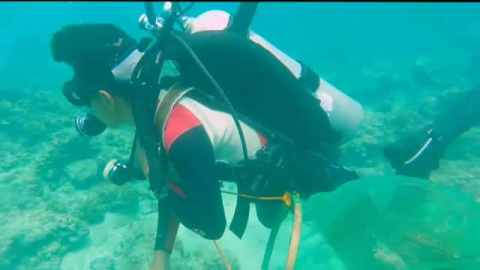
[
  {"x1": 286, "y1": 193, "x2": 302, "y2": 270},
  {"x1": 217, "y1": 191, "x2": 303, "y2": 270}
]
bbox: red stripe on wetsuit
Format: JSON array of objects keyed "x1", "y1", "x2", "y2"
[{"x1": 163, "y1": 104, "x2": 201, "y2": 198}]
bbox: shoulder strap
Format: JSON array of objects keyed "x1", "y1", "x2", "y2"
[
  {"x1": 152, "y1": 81, "x2": 194, "y2": 187},
  {"x1": 155, "y1": 81, "x2": 195, "y2": 147}
]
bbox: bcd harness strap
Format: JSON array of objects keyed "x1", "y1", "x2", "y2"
[
  {"x1": 298, "y1": 61, "x2": 320, "y2": 94},
  {"x1": 154, "y1": 81, "x2": 253, "y2": 239},
  {"x1": 153, "y1": 81, "x2": 194, "y2": 188},
  {"x1": 227, "y1": 2, "x2": 259, "y2": 37},
  {"x1": 155, "y1": 82, "x2": 194, "y2": 136},
  {"x1": 227, "y1": 2, "x2": 320, "y2": 97}
]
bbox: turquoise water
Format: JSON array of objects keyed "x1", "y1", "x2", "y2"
[{"x1": 1, "y1": 2, "x2": 479, "y2": 270}]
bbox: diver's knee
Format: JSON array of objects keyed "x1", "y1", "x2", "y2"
[
  {"x1": 201, "y1": 215, "x2": 227, "y2": 240},
  {"x1": 255, "y1": 201, "x2": 284, "y2": 229}
]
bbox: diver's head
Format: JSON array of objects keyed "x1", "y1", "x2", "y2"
[{"x1": 50, "y1": 24, "x2": 143, "y2": 128}]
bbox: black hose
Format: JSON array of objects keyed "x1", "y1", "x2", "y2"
[
  {"x1": 178, "y1": 2, "x2": 195, "y2": 17},
  {"x1": 144, "y1": 2, "x2": 156, "y2": 25},
  {"x1": 128, "y1": 2, "x2": 189, "y2": 199},
  {"x1": 132, "y1": 91, "x2": 169, "y2": 198},
  {"x1": 230, "y1": 2, "x2": 259, "y2": 36}
]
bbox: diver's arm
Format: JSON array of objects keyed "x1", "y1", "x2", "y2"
[
  {"x1": 151, "y1": 250, "x2": 171, "y2": 270},
  {"x1": 132, "y1": 158, "x2": 147, "y2": 180},
  {"x1": 161, "y1": 103, "x2": 226, "y2": 238},
  {"x1": 164, "y1": 125, "x2": 227, "y2": 239},
  {"x1": 151, "y1": 199, "x2": 179, "y2": 270},
  {"x1": 151, "y1": 103, "x2": 226, "y2": 269}
]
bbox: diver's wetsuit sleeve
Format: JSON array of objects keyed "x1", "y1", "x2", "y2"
[
  {"x1": 154, "y1": 104, "x2": 226, "y2": 252},
  {"x1": 133, "y1": 160, "x2": 147, "y2": 180},
  {"x1": 432, "y1": 86, "x2": 480, "y2": 138},
  {"x1": 154, "y1": 199, "x2": 180, "y2": 253}
]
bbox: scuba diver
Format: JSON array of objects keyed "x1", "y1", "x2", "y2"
[
  {"x1": 50, "y1": 4, "x2": 363, "y2": 270},
  {"x1": 384, "y1": 87, "x2": 480, "y2": 179}
]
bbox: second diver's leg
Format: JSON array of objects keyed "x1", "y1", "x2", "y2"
[{"x1": 384, "y1": 86, "x2": 480, "y2": 179}]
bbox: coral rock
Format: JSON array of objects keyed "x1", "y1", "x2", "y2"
[{"x1": 0, "y1": 210, "x2": 90, "y2": 270}]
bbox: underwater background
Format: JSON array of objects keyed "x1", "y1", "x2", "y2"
[{"x1": 1, "y1": 2, "x2": 480, "y2": 270}]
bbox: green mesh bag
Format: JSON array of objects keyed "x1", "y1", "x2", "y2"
[{"x1": 305, "y1": 174, "x2": 480, "y2": 270}]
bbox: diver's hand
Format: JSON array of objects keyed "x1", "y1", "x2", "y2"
[
  {"x1": 151, "y1": 251, "x2": 171, "y2": 270},
  {"x1": 384, "y1": 128, "x2": 447, "y2": 179}
]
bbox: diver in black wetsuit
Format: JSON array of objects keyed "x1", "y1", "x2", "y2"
[
  {"x1": 384, "y1": 87, "x2": 480, "y2": 179},
  {"x1": 50, "y1": 22, "x2": 359, "y2": 269}
]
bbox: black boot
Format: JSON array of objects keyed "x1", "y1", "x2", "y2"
[{"x1": 384, "y1": 127, "x2": 448, "y2": 179}]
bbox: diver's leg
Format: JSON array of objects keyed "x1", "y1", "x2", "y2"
[
  {"x1": 169, "y1": 189, "x2": 226, "y2": 240},
  {"x1": 384, "y1": 87, "x2": 480, "y2": 219},
  {"x1": 255, "y1": 200, "x2": 284, "y2": 229},
  {"x1": 384, "y1": 87, "x2": 480, "y2": 179}
]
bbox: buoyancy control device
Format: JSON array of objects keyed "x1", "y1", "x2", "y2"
[{"x1": 181, "y1": 10, "x2": 363, "y2": 142}]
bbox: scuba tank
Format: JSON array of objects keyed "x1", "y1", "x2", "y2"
[{"x1": 181, "y1": 10, "x2": 363, "y2": 142}]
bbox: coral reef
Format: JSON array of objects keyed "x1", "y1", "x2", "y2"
[
  {"x1": 0, "y1": 210, "x2": 89, "y2": 270},
  {"x1": 90, "y1": 256, "x2": 117, "y2": 270},
  {"x1": 96, "y1": 184, "x2": 140, "y2": 215},
  {"x1": 76, "y1": 193, "x2": 107, "y2": 225},
  {"x1": 65, "y1": 159, "x2": 101, "y2": 189}
]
